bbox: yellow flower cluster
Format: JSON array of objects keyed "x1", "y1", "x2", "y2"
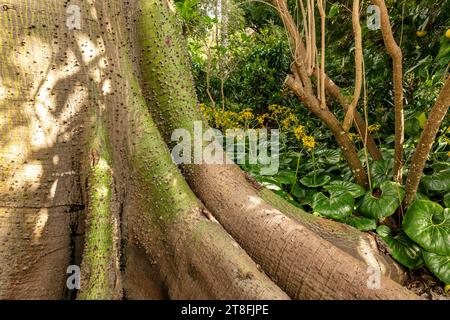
[
  {"x1": 302, "y1": 135, "x2": 316, "y2": 150},
  {"x1": 199, "y1": 103, "x2": 240, "y2": 129},
  {"x1": 199, "y1": 103, "x2": 315, "y2": 152},
  {"x1": 294, "y1": 125, "x2": 304, "y2": 140},
  {"x1": 239, "y1": 108, "x2": 254, "y2": 122},
  {"x1": 368, "y1": 123, "x2": 381, "y2": 133},
  {"x1": 256, "y1": 113, "x2": 269, "y2": 126},
  {"x1": 281, "y1": 113, "x2": 299, "y2": 130},
  {"x1": 199, "y1": 104, "x2": 258, "y2": 130},
  {"x1": 348, "y1": 132, "x2": 360, "y2": 142},
  {"x1": 268, "y1": 104, "x2": 301, "y2": 131},
  {"x1": 293, "y1": 125, "x2": 316, "y2": 150},
  {"x1": 268, "y1": 104, "x2": 288, "y2": 115}
]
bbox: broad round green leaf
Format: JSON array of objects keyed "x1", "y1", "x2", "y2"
[
  {"x1": 291, "y1": 183, "x2": 316, "y2": 206},
  {"x1": 403, "y1": 201, "x2": 450, "y2": 256},
  {"x1": 423, "y1": 251, "x2": 450, "y2": 284},
  {"x1": 414, "y1": 192, "x2": 429, "y2": 202},
  {"x1": 274, "y1": 170, "x2": 297, "y2": 185},
  {"x1": 376, "y1": 226, "x2": 424, "y2": 270},
  {"x1": 359, "y1": 181, "x2": 405, "y2": 220},
  {"x1": 431, "y1": 162, "x2": 450, "y2": 171},
  {"x1": 325, "y1": 180, "x2": 365, "y2": 198},
  {"x1": 376, "y1": 225, "x2": 391, "y2": 238},
  {"x1": 421, "y1": 169, "x2": 450, "y2": 193},
  {"x1": 371, "y1": 160, "x2": 393, "y2": 187},
  {"x1": 312, "y1": 189, "x2": 354, "y2": 220},
  {"x1": 290, "y1": 183, "x2": 303, "y2": 198},
  {"x1": 341, "y1": 215, "x2": 377, "y2": 231},
  {"x1": 316, "y1": 149, "x2": 341, "y2": 164},
  {"x1": 443, "y1": 193, "x2": 450, "y2": 208},
  {"x1": 300, "y1": 175, "x2": 331, "y2": 188}
]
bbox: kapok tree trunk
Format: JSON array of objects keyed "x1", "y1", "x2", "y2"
[{"x1": 135, "y1": 0, "x2": 417, "y2": 299}]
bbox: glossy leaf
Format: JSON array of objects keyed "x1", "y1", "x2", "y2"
[
  {"x1": 376, "y1": 226, "x2": 424, "y2": 270},
  {"x1": 444, "y1": 193, "x2": 450, "y2": 208},
  {"x1": 341, "y1": 215, "x2": 377, "y2": 231},
  {"x1": 414, "y1": 192, "x2": 429, "y2": 202},
  {"x1": 421, "y1": 169, "x2": 450, "y2": 193},
  {"x1": 316, "y1": 149, "x2": 341, "y2": 164},
  {"x1": 403, "y1": 201, "x2": 450, "y2": 256},
  {"x1": 431, "y1": 162, "x2": 450, "y2": 171},
  {"x1": 274, "y1": 170, "x2": 297, "y2": 185},
  {"x1": 312, "y1": 189, "x2": 354, "y2": 220},
  {"x1": 423, "y1": 251, "x2": 450, "y2": 284},
  {"x1": 371, "y1": 160, "x2": 393, "y2": 187},
  {"x1": 324, "y1": 180, "x2": 365, "y2": 198},
  {"x1": 300, "y1": 175, "x2": 331, "y2": 188},
  {"x1": 359, "y1": 181, "x2": 405, "y2": 220},
  {"x1": 291, "y1": 183, "x2": 316, "y2": 206}
]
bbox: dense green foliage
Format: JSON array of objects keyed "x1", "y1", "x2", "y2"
[{"x1": 176, "y1": 0, "x2": 450, "y2": 286}]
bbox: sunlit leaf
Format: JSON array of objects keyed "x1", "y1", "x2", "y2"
[
  {"x1": 403, "y1": 201, "x2": 450, "y2": 256},
  {"x1": 300, "y1": 175, "x2": 331, "y2": 188},
  {"x1": 376, "y1": 226, "x2": 424, "y2": 270},
  {"x1": 324, "y1": 180, "x2": 365, "y2": 198},
  {"x1": 421, "y1": 169, "x2": 450, "y2": 193},
  {"x1": 423, "y1": 251, "x2": 450, "y2": 284},
  {"x1": 359, "y1": 181, "x2": 405, "y2": 220},
  {"x1": 316, "y1": 149, "x2": 341, "y2": 164},
  {"x1": 312, "y1": 189, "x2": 354, "y2": 220},
  {"x1": 371, "y1": 160, "x2": 393, "y2": 187}
]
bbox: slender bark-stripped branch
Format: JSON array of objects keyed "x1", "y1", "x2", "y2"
[
  {"x1": 343, "y1": 0, "x2": 363, "y2": 131},
  {"x1": 273, "y1": 0, "x2": 369, "y2": 186},
  {"x1": 285, "y1": 75, "x2": 369, "y2": 186},
  {"x1": 316, "y1": 0, "x2": 326, "y2": 109},
  {"x1": 372, "y1": 0, "x2": 404, "y2": 183},
  {"x1": 325, "y1": 76, "x2": 383, "y2": 161},
  {"x1": 274, "y1": 0, "x2": 382, "y2": 161},
  {"x1": 404, "y1": 77, "x2": 450, "y2": 207}
]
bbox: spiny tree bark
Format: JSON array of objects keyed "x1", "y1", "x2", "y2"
[
  {"x1": 78, "y1": 102, "x2": 122, "y2": 299},
  {"x1": 0, "y1": 0, "x2": 288, "y2": 300},
  {"x1": 136, "y1": 0, "x2": 417, "y2": 299}
]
